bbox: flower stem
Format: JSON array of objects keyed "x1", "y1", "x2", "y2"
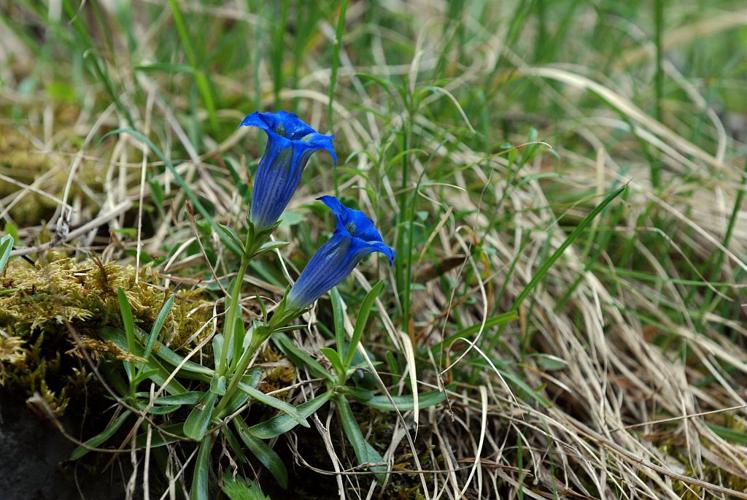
[
  {"x1": 217, "y1": 227, "x2": 260, "y2": 376},
  {"x1": 214, "y1": 324, "x2": 270, "y2": 418}
]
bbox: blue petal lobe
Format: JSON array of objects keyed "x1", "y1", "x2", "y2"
[
  {"x1": 242, "y1": 111, "x2": 336, "y2": 229},
  {"x1": 286, "y1": 197, "x2": 395, "y2": 309}
]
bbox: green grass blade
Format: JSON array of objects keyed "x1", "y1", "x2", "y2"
[
  {"x1": 272, "y1": 332, "x2": 334, "y2": 382},
  {"x1": 327, "y1": 0, "x2": 348, "y2": 125},
  {"x1": 330, "y1": 287, "x2": 346, "y2": 358},
  {"x1": 117, "y1": 288, "x2": 137, "y2": 383},
  {"x1": 142, "y1": 295, "x2": 174, "y2": 363},
  {"x1": 357, "y1": 390, "x2": 446, "y2": 412},
  {"x1": 184, "y1": 391, "x2": 218, "y2": 441},
  {"x1": 166, "y1": 0, "x2": 218, "y2": 132},
  {"x1": 344, "y1": 281, "x2": 384, "y2": 369},
  {"x1": 513, "y1": 185, "x2": 627, "y2": 306},
  {"x1": 0, "y1": 235, "x2": 13, "y2": 273}
]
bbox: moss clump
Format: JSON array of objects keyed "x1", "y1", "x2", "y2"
[
  {"x1": 0, "y1": 253, "x2": 212, "y2": 414},
  {"x1": 256, "y1": 345, "x2": 296, "y2": 396},
  {"x1": 0, "y1": 126, "x2": 101, "y2": 226}
]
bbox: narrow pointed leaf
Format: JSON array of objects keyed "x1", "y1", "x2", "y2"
[
  {"x1": 272, "y1": 332, "x2": 334, "y2": 382},
  {"x1": 234, "y1": 417, "x2": 289, "y2": 489},
  {"x1": 143, "y1": 295, "x2": 175, "y2": 362},
  {"x1": 0, "y1": 235, "x2": 13, "y2": 273},
  {"x1": 249, "y1": 392, "x2": 332, "y2": 439},
  {"x1": 345, "y1": 281, "x2": 384, "y2": 369},
  {"x1": 71, "y1": 410, "x2": 131, "y2": 460},
  {"x1": 237, "y1": 382, "x2": 308, "y2": 428},
  {"x1": 184, "y1": 391, "x2": 218, "y2": 441},
  {"x1": 189, "y1": 434, "x2": 213, "y2": 500},
  {"x1": 336, "y1": 397, "x2": 387, "y2": 481},
  {"x1": 355, "y1": 390, "x2": 446, "y2": 412}
]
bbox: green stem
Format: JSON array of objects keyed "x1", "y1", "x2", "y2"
[
  {"x1": 214, "y1": 325, "x2": 270, "y2": 417},
  {"x1": 217, "y1": 228, "x2": 259, "y2": 375}
]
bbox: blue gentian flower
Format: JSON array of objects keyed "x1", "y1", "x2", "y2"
[
  {"x1": 241, "y1": 111, "x2": 336, "y2": 230},
  {"x1": 287, "y1": 196, "x2": 395, "y2": 309}
]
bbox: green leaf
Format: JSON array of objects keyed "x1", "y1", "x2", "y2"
[
  {"x1": 220, "y1": 474, "x2": 270, "y2": 500},
  {"x1": 100, "y1": 328, "x2": 189, "y2": 394},
  {"x1": 344, "y1": 281, "x2": 384, "y2": 370},
  {"x1": 237, "y1": 382, "x2": 308, "y2": 428},
  {"x1": 223, "y1": 425, "x2": 249, "y2": 464},
  {"x1": 184, "y1": 391, "x2": 218, "y2": 441},
  {"x1": 226, "y1": 370, "x2": 263, "y2": 414},
  {"x1": 0, "y1": 234, "x2": 13, "y2": 273},
  {"x1": 707, "y1": 423, "x2": 747, "y2": 445},
  {"x1": 134, "y1": 422, "x2": 184, "y2": 449},
  {"x1": 249, "y1": 392, "x2": 332, "y2": 439},
  {"x1": 135, "y1": 62, "x2": 194, "y2": 74},
  {"x1": 212, "y1": 334, "x2": 225, "y2": 369},
  {"x1": 234, "y1": 417, "x2": 289, "y2": 488},
  {"x1": 210, "y1": 375, "x2": 227, "y2": 395},
  {"x1": 431, "y1": 310, "x2": 518, "y2": 353},
  {"x1": 189, "y1": 435, "x2": 213, "y2": 500},
  {"x1": 147, "y1": 336, "x2": 215, "y2": 380},
  {"x1": 253, "y1": 240, "x2": 289, "y2": 256},
  {"x1": 103, "y1": 325, "x2": 213, "y2": 381},
  {"x1": 320, "y1": 347, "x2": 345, "y2": 380},
  {"x1": 355, "y1": 390, "x2": 446, "y2": 412},
  {"x1": 272, "y1": 332, "x2": 334, "y2": 382},
  {"x1": 71, "y1": 410, "x2": 131, "y2": 460},
  {"x1": 532, "y1": 354, "x2": 567, "y2": 371},
  {"x1": 336, "y1": 396, "x2": 387, "y2": 481},
  {"x1": 145, "y1": 405, "x2": 182, "y2": 415},
  {"x1": 514, "y1": 185, "x2": 627, "y2": 305},
  {"x1": 117, "y1": 288, "x2": 137, "y2": 382},
  {"x1": 154, "y1": 391, "x2": 202, "y2": 406},
  {"x1": 330, "y1": 288, "x2": 346, "y2": 357},
  {"x1": 217, "y1": 225, "x2": 243, "y2": 253},
  {"x1": 142, "y1": 295, "x2": 175, "y2": 363},
  {"x1": 491, "y1": 358, "x2": 550, "y2": 407},
  {"x1": 131, "y1": 368, "x2": 160, "y2": 386}
]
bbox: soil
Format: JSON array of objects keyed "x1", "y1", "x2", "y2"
[{"x1": 0, "y1": 393, "x2": 127, "y2": 500}]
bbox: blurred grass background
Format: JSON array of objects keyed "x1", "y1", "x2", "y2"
[{"x1": 1, "y1": 0, "x2": 747, "y2": 498}]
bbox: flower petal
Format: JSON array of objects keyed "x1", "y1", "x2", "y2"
[
  {"x1": 356, "y1": 238, "x2": 396, "y2": 266},
  {"x1": 286, "y1": 197, "x2": 395, "y2": 309},
  {"x1": 243, "y1": 111, "x2": 336, "y2": 229},
  {"x1": 297, "y1": 132, "x2": 337, "y2": 165},
  {"x1": 241, "y1": 111, "x2": 320, "y2": 141},
  {"x1": 318, "y1": 196, "x2": 384, "y2": 243}
]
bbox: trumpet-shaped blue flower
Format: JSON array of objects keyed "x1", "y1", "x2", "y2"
[
  {"x1": 287, "y1": 196, "x2": 395, "y2": 309},
  {"x1": 241, "y1": 111, "x2": 336, "y2": 230}
]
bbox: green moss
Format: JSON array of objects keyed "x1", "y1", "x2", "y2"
[{"x1": 0, "y1": 254, "x2": 212, "y2": 414}]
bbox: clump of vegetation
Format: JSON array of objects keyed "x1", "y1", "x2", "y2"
[
  {"x1": 0, "y1": 126, "x2": 103, "y2": 227},
  {"x1": 0, "y1": 253, "x2": 211, "y2": 414}
]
